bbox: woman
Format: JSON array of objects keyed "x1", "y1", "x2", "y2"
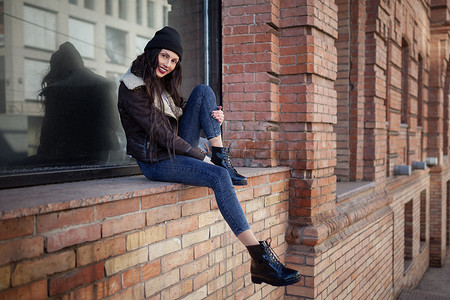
[{"x1": 118, "y1": 26, "x2": 301, "y2": 286}]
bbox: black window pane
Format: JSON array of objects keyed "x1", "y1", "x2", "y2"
[{"x1": 0, "y1": 0, "x2": 216, "y2": 188}]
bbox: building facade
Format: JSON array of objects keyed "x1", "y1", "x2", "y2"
[
  {"x1": 0, "y1": 0, "x2": 449, "y2": 299},
  {"x1": 222, "y1": 0, "x2": 449, "y2": 298}
]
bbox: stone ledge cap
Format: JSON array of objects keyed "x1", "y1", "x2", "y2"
[{"x1": 0, "y1": 167, "x2": 289, "y2": 220}]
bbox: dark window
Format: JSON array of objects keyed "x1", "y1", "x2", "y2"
[
  {"x1": 444, "y1": 63, "x2": 450, "y2": 156},
  {"x1": 0, "y1": 0, "x2": 221, "y2": 188},
  {"x1": 418, "y1": 55, "x2": 423, "y2": 127},
  {"x1": 401, "y1": 38, "x2": 409, "y2": 124},
  {"x1": 404, "y1": 199, "x2": 413, "y2": 273},
  {"x1": 447, "y1": 181, "x2": 450, "y2": 246},
  {"x1": 420, "y1": 189, "x2": 426, "y2": 251},
  {"x1": 105, "y1": 0, "x2": 113, "y2": 15}
]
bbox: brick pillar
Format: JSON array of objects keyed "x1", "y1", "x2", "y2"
[
  {"x1": 334, "y1": 0, "x2": 351, "y2": 181},
  {"x1": 428, "y1": 2, "x2": 450, "y2": 267},
  {"x1": 278, "y1": 0, "x2": 338, "y2": 228},
  {"x1": 334, "y1": 0, "x2": 387, "y2": 185},
  {"x1": 429, "y1": 169, "x2": 448, "y2": 267},
  {"x1": 364, "y1": 0, "x2": 388, "y2": 185},
  {"x1": 428, "y1": 1, "x2": 450, "y2": 163},
  {"x1": 347, "y1": 0, "x2": 366, "y2": 181},
  {"x1": 222, "y1": 0, "x2": 281, "y2": 167},
  {"x1": 276, "y1": 2, "x2": 339, "y2": 298},
  {"x1": 428, "y1": 33, "x2": 445, "y2": 163}
]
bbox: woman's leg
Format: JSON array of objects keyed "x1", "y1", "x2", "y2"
[
  {"x1": 137, "y1": 157, "x2": 301, "y2": 286},
  {"x1": 137, "y1": 156, "x2": 251, "y2": 236},
  {"x1": 237, "y1": 229, "x2": 259, "y2": 246},
  {"x1": 179, "y1": 84, "x2": 247, "y2": 186},
  {"x1": 178, "y1": 84, "x2": 222, "y2": 148},
  {"x1": 173, "y1": 86, "x2": 301, "y2": 285}
]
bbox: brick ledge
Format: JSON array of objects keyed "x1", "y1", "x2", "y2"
[
  {"x1": 0, "y1": 167, "x2": 289, "y2": 220},
  {"x1": 287, "y1": 187, "x2": 392, "y2": 248}
]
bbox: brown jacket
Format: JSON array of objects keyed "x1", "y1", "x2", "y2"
[{"x1": 117, "y1": 71, "x2": 205, "y2": 162}]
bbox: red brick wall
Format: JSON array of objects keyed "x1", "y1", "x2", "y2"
[
  {"x1": 1, "y1": 0, "x2": 450, "y2": 299},
  {"x1": 278, "y1": 0, "x2": 338, "y2": 225},
  {"x1": 388, "y1": 171, "x2": 431, "y2": 295},
  {"x1": 334, "y1": 0, "x2": 430, "y2": 183},
  {"x1": 222, "y1": 0, "x2": 281, "y2": 168},
  {"x1": 0, "y1": 169, "x2": 291, "y2": 299},
  {"x1": 429, "y1": 165, "x2": 450, "y2": 267},
  {"x1": 221, "y1": 0, "x2": 446, "y2": 299},
  {"x1": 287, "y1": 209, "x2": 394, "y2": 299}
]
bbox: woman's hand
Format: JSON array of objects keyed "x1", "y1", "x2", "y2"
[{"x1": 211, "y1": 106, "x2": 224, "y2": 125}]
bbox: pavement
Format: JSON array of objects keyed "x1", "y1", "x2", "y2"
[{"x1": 398, "y1": 253, "x2": 450, "y2": 300}]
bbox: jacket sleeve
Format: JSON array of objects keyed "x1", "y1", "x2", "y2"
[{"x1": 119, "y1": 83, "x2": 205, "y2": 160}]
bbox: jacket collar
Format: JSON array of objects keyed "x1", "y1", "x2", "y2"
[
  {"x1": 120, "y1": 68, "x2": 145, "y2": 90},
  {"x1": 120, "y1": 68, "x2": 182, "y2": 120}
]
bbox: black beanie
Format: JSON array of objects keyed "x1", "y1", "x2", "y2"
[{"x1": 144, "y1": 26, "x2": 183, "y2": 60}]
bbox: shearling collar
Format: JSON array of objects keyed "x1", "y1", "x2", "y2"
[
  {"x1": 120, "y1": 68, "x2": 145, "y2": 90},
  {"x1": 120, "y1": 68, "x2": 182, "y2": 120}
]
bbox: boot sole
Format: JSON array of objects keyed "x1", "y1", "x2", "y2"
[
  {"x1": 251, "y1": 275, "x2": 302, "y2": 286},
  {"x1": 232, "y1": 179, "x2": 248, "y2": 186}
]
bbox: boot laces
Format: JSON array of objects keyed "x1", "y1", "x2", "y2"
[
  {"x1": 261, "y1": 238, "x2": 284, "y2": 270},
  {"x1": 223, "y1": 147, "x2": 238, "y2": 172}
]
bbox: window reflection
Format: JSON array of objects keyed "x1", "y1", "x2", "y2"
[
  {"x1": 23, "y1": 6, "x2": 56, "y2": 51},
  {"x1": 105, "y1": 0, "x2": 113, "y2": 15},
  {"x1": 106, "y1": 27, "x2": 127, "y2": 65},
  {"x1": 9, "y1": 42, "x2": 122, "y2": 167},
  {"x1": 147, "y1": 1, "x2": 155, "y2": 28},
  {"x1": 69, "y1": 18, "x2": 95, "y2": 59},
  {"x1": 84, "y1": 0, "x2": 94, "y2": 10},
  {"x1": 119, "y1": 0, "x2": 127, "y2": 20},
  {"x1": 136, "y1": 0, "x2": 143, "y2": 25},
  {"x1": 0, "y1": 0, "x2": 207, "y2": 184}
]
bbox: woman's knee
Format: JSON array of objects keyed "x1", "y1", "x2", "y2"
[
  {"x1": 212, "y1": 166, "x2": 233, "y2": 186},
  {"x1": 193, "y1": 84, "x2": 213, "y2": 94},
  {"x1": 191, "y1": 84, "x2": 216, "y2": 103}
]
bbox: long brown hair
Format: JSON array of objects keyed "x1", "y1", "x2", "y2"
[{"x1": 130, "y1": 48, "x2": 183, "y2": 160}]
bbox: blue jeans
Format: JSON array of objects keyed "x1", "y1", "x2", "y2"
[{"x1": 137, "y1": 85, "x2": 250, "y2": 236}]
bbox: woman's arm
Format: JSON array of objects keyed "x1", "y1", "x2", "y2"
[{"x1": 120, "y1": 84, "x2": 205, "y2": 160}]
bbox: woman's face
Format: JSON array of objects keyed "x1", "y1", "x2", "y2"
[{"x1": 156, "y1": 49, "x2": 179, "y2": 78}]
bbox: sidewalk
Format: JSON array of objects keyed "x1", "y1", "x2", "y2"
[{"x1": 398, "y1": 253, "x2": 450, "y2": 300}]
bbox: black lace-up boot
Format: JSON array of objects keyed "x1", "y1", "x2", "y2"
[
  {"x1": 246, "y1": 239, "x2": 302, "y2": 286},
  {"x1": 211, "y1": 146, "x2": 247, "y2": 186}
]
